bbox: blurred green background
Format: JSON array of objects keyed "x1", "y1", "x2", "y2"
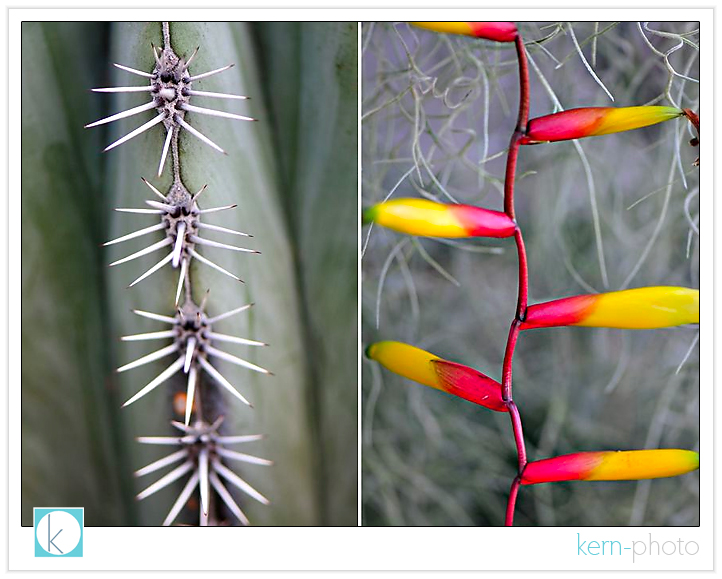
[
  {"x1": 362, "y1": 22, "x2": 699, "y2": 526},
  {"x1": 22, "y1": 21, "x2": 357, "y2": 526}
]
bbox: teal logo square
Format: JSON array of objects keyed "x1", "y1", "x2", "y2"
[{"x1": 34, "y1": 508, "x2": 83, "y2": 557}]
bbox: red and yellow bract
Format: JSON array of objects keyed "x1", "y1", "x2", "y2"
[
  {"x1": 410, "y1": 22, "x2": 518, "y2": 43},
  {"x1": 366, "y1": 341, "x2": 507, "y2": 412},
  {"x1": 363, "y1": 198, "x2": 516, "y2": 239},
  {"x1": 521, "y1": 286, "x2": 698, "y2": 330},
  {"x1": 519, "y1": 106, "x2": 684, "y2": 144},
  {"x1": 521, "y1": 449, "x2": 699, "y2": 485}
]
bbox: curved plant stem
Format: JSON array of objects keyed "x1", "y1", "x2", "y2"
[
  {"x1": 515, "y1": 35, "x2": 531, "y2": 131},
  {"x1": 503, "y1": 133, "x2": 522, "y2": 218},
  {"x1": 501, "y1": 31, "x2": 531, "y2": 527},
  {"x1": 505, "y1": 476, "x2": 522, "y2": 526}
]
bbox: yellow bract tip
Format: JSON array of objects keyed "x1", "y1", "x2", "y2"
[
  {"x1": 579, "y1": 286, "x2": 698, "y2": 329},
  {"x1": 589, "y1": 449, "x2": 700, "y2": 481},
  {"x1": 366, "y1": 340, "x2": 441, "y2": 389},
  {"x1": 365, "y1": 199, "x2": 468, "y2": 238}
]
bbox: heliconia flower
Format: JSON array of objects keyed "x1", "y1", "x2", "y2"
[
  {"x1": 521, "y1": 449, "x2": 699, "y2": 485},
  {"x1": 519, "y1": 106, "x2": 684, "y2": 144},
  {"x1": 521, "y1": 286, "x2": 698, "y2": 330},
  {"x1": 365, "y1": 341, "x2": 507, "y2": 412},
  {"x1": 363, "y1": 198, "x2": 516, "y2": 239},
  {"x1": 410, "y1": 22, "x2": 518, "y2": 42}
]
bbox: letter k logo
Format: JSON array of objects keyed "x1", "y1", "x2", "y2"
[
  {"x1": 34, "y1": 508, "x2": 83, "y2": 557},
  {"x1": 47, "y1": 513, "x2": 64, "y2": 554}
]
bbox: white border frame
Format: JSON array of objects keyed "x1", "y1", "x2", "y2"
[{"x1": 5, "y1": 5, "x2": 715, "y2": 573}]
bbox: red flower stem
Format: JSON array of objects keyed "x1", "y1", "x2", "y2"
[
  {"x1": 503, "y1": 133, "x2": 521, "y2": 218},
  {"x1": 682, "y1": 108, "x2": 699, "y2": 135},
  {"x1": 500, "y1": 32, "x2": 531, "y2": 527},
  {"x1": 514, "y1": 228, "x2": 529, "y2": 317},
  {"x1": 501, "y1": 320, "x2": 520, "y2": 400},
  {"x1": 505, "y1": 476, "x2": 522, "y2": 526},
  {"x1": 503, "y1": 34, "x2": 529, "y2": 217},
  {"x1": 507, "y1": 400, "x2": 527, "y2": 468},
  {"x1": 514, "y1": 35, "x2": 530, "y2": 131}
]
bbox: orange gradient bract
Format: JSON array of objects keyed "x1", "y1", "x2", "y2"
[
  {"x1": 521, "y1": 450, "x2": 699, "y2": 485},
  {"x1": 366, "y1": 341, "x2": 507, "y2": 412},
  {"x1": 521, "y1": 287, "x2": 699, "y2": 330},
  {"x1": 410, "y1": 22, "x2": 518, "y2": 42},
  {"x1": 519, "y1": 106, "x2": 684, "y2": 144},
  {"x1": 363, "y1": 198, "x2": 517, "y2": 239}
]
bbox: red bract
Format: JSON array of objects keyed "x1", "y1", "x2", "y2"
[
  {"x1": 521, "y1": 450, "x2": 700, "y2": 485},
  {"x1": 366, "y1": 341, "x2": 506, "y2": 412},
  {"x1": 410, "y1": 22, "x2": 517, "y2": 43},
  {"x1": 363, "y1": 198, "x2": 517, "y2": 239},
  {"x1": 433, "y1": 360, "x2": 507, "y2": 412},
  {"x1": 467, "y1": 22, "x2": 518, "y2": 42},
  {"x1": 521, "y1": 287, "x2": 699, "y2": 330},
  {"x1": 519, "y1": 106, "x2": 684, "y2": 144}
]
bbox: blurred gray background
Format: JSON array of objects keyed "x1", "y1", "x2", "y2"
[{"x1": 362, "y1": 22, "x2": 699, "y2": 526}]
